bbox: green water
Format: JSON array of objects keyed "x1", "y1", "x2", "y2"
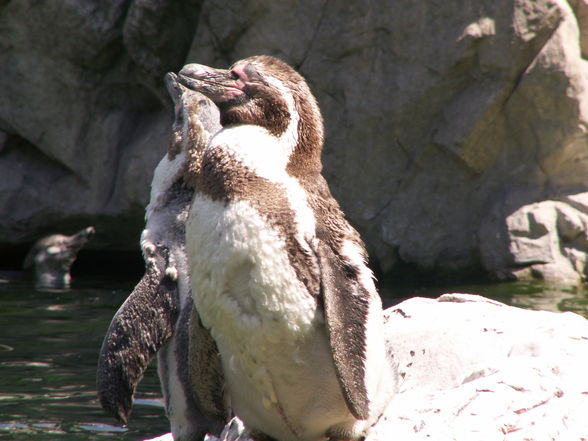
[
  {"x1": 0, "y1": 277, "x2": 169, "y2": 441},
  {"x1": 1, "y1": 275, "x2": 588, "y2": 440}
]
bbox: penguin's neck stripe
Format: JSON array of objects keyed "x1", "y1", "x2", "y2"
[{"x1": 264, "y1": 76, "x2": 299, "y2": 160}]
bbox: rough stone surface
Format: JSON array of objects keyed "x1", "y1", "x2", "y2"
[
  {"x1": 3, "y1": 0, "x2": 588, "y2": 280},
  {"x1": 146, "y1": 294, "x2": 588, "y2": 441},
  {"x1": 0, "y1": 0, "x2": 194, "y2": 248},
  {"x1": 480, "y1": 193, "x2": 588, "y2": 282},
  {"x1": 374, "y1": 294, "x2": 588, "y2": 440}
]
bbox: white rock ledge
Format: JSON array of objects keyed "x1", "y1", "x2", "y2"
[
  {"x1": 146, "y1": 294, "x2": 588, "y2": 441},
  {"x1": 374, "y1": 293, "x2": 588, "y2": 440}
]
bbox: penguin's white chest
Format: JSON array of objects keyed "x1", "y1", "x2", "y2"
[
  {"x1": 186, "y1": 193, "x2": 317, "y2": 335},
  {"x1": 186, "y1": 193, "x2": 319, "y2": 386},
  {"x1": 186, "y1": 194, "x2": 354, "y2": 441}
]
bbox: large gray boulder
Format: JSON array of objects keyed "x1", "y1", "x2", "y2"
[
  {"x1": 146, "y1": 294, "x2": 588, "y2": 441},
  {"x1": 3, "y1": 0, "x2": 588, "y2": 280},
  {"x1": 373, "y1": 293, "x2": 588, "y2": 440}
]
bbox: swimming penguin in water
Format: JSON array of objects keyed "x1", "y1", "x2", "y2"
[
  {"x1": 96, "y1": 74, "x2": 225, "y2": 440},
  {"x1": 178, "y1": 55, "x2": 396, "y2": 441},
  {"x1": 23, "y1": 226, "x2": 95, "y2": 288}
]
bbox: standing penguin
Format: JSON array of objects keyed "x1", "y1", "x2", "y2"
[
  {"x1": 97, "y1": 74, "x2": 225, "y2": 440},
  {"x1": 178, "y1": 55, "x2": 396, "y2": 441}
]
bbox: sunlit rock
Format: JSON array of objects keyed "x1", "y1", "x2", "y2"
[
  {"x1": 480, "y1": 195, "x2": 588, "y2": 282},
  {"x1": 144, "y1": 294, "x2": 588, "y2": 441},
  {"x1": 373, "y1": 293, "x2": 588, "y2": 440}
]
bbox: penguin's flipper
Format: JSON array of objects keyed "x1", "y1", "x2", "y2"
[
  {"x1": 188, "y1": 306, "x2": 227, "y2": 421},
  {"x1": 96, "y1": 249, "x2": 178, "y2": 424},
  {"x1": 315, "y1": 241, "x2": 371, "y2": 420}
]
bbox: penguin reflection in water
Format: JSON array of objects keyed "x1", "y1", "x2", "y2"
[{"x1": 176, "y1": 55, "x2": 396, "y2": 441}]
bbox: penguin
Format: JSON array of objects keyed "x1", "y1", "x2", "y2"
[
  {"x1": 96, "y1": 74, "x2": 225, "y2": 440},
  {"x1": 178, "y1": 55, "x2": 396, "y2": 441},
  {"x1": 23, "y1": 226, "x2": 95, "y2": 288}
]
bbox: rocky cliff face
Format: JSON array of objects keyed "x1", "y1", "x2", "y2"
[
  {"x1": 0, "y1": 0, "x2": 198, "y2": 248},
  {"x1": 2, "y1": 0, "x2": 588, "y2": 281}
]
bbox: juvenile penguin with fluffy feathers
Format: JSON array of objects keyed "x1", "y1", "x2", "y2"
[
  {"x1": 97, "y1": 75, "x2": 225, "y2": 440},
  {"x1": 178, "y1": 55, "x2": 396, "y2": 441}
]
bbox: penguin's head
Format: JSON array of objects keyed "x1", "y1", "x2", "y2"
[
  {"x1": 23, "y1": 226, "x2": 95, "y2": 288},
  {"x1": 175, "y1": 55, "x2": 324, "y2": 175},
  {"x1": 164, "y1": 68, "x2": 221, "y2": 176}
]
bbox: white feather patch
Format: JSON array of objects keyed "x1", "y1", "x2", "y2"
[
  {"x1": 341, "y1": 239, "x2": 377, "y2": 294},
  {"x1": 187, "y1": 194, "x2": 318, "y2": 405},
  {"x1": 147, "y1": 151, "x2": 187, "y2": 217},
  {"x1": 206, "y1": 76, "x2": 299, "y2": 185}
]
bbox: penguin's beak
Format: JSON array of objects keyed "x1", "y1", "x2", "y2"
[
  {"x1": 68, "y1": 226, "x2": 95, "y2": 250},
  {"x1": 164, "y1": 72, "x2": 183, "y2": 105},
  {"x1": 176, "y1": 64, "x2": 245, "y2": 104}
]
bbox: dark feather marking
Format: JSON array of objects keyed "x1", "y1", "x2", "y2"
[
  {"x1": 254, "y1": 56, "x2": 326, "y2": 177},
  {"x1": 315, "y1": 240, "x2": 370, "y2": 420},
  {"x1": 96, "y1": 248, "x2": 178, "y2": 424},
  {"x1": 221, "y1": 87, "x2": 290, "y2": 137},
  {"x1": 167, "y1": 297, "x2": 226, "y2": 437},
  {"x1": 188, "y1": 305, "x2": 227, "y2": 422},
  {"x1": 301, "y1": 174, "x2": 372, "y2": 419},
  {"x1": 199, "y1": 148, "x2": 321, "y2": 297}
]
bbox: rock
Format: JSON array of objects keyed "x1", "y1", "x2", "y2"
[
  {"x1": 123, "y1": 0, "x2": 201, "y2": 102},
  {"x1": 186, "y1": 0, "x2": 588, "y2": 281},
  {"x1": 3, "y1": 0, "x2": 588, "y2": 282},
  {"x1": 480, "y1": 194, "x2": 588, "y2": 281},
  {"x1": 375, "y1": 293, "x2": 588, "y2": 440},
  {"x1": 179, "y1": 294, "x2": 588, "y2": 441},
  {"x1": 0, "y1": 0, "x2": 177, "y2": 249}
]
